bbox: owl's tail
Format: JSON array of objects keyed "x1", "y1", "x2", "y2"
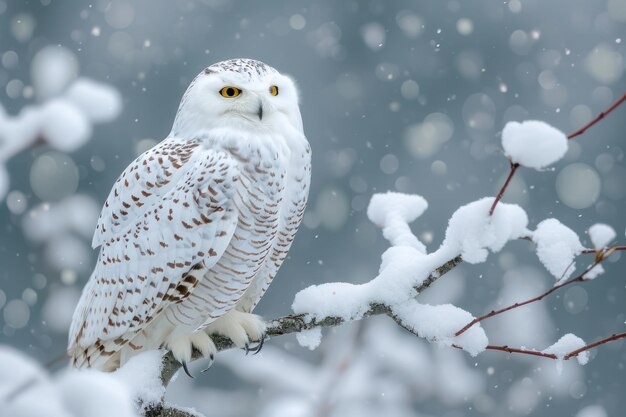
[{"x1": 69, "y1": 338, "x2": 124, "y2": 371}]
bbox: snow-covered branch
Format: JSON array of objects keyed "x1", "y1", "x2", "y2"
[
  {"x1": 158, "y1": 253, "x2": 464, "y2": 388},
  {"x1": 0, "y1": 45, "x2": 121, "y2": 200}
]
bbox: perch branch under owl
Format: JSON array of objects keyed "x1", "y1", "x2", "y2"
[{"x1": 157, "y1": 254, "x2": 464, "y2": 388}]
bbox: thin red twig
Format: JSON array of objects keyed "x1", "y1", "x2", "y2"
[
  {"x1": 564, "y1": 332, "x2": 626, "y2": 359},
  {"x1": 455, "y1": 275, "x2": 584, "y2": 337},
  {"x1": 454, "y1": 331, "x2": 626, "y2": 361},
  {"x1": 567, "y1": 92, "x2": 626, "y2": 140},
  {"x1": 489, "y1": 91, "x2": 626, "y2": 216},
  {"x1": 489, "y1": 162, "x2": 519, "y2": 215},
  {"x1": 484, "y1": 345, "x2": 556, "y2": 359},
  {"x1": 455, "y1": 260, "x2": 601, "y2": 337}
]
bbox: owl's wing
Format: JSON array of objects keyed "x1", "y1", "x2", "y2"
[
  {"x1": 69, "y1": 142, "x2": 240, "y2": 362},
  {"x1": 92, "y1": 139, "x2": 201, "y2": 248}
]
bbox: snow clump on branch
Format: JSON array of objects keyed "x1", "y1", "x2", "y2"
[
  {"x1": 293, "y1": 193, "x2": 530, "y2": 356},
  {"x1": 501, "y1": 120, "x2": 568, "y2": 170},
  {"x1": 532, "y1": 219, "x2": 584, "y2": 281},
  {"x1": 542, "y1": 333, "x2": 589, "y2": 373},
  {"x1": 588, "y1": 223, "x2": 616, "y2": 250}
]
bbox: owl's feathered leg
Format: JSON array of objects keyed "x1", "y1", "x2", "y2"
[
  {"x1": 204, "y1": 309, "x2": 266, "y2": 349},
  {"x1": 165, "y1": 330, "x2": 217, "y2": 378}
]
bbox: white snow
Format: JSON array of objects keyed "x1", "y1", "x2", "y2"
[
  {"x1": 367, "y1": 191, "x2": 428, "y2": 252},
  {"x1": 588, "y1": 223, "x2": 616, "y2": 249},
  {"x1": 392, "y1": 301, "x2": 488, "y2": 356},
  {"x1": 114, "y1": 350, "x2": 166, "y2": 410},
  {"x1": 295, "y1": 328, "x2": 323, "y2": 350},
  {"x1": 23, "y1": 195, "x2": 100, "y2": 242},
  {"x1": 443, "y1": 197, "x2": 529, "y2": 264},
  {"x1": 501, "y1": 120, "x2": 568, "y2": 170},
  {"x1": 0, "y1": 345, "x2": 138, "y2": 417},
  {"x1": 57, "y1": 370, "x2": 138, "y2": 417},
  {"x1": 21, "y1": 195, "x2": 100, "y2": 273},
  {"x1": 65, "y1": 79, "x2": 123, "y2": 123},
  {"x1": 41, "y1": 99, "x2": 92, "y2": 152},
  {"x1": 532, "y1": 219, "x2": 584, "y2": 281},
  {"x1": 31, "y1": 46, "x2": 79, "y2": 100},
  {"x1": 542, "y1": 333, "x2": 589, "y2": 373},
  {"x1": 294, "y1": 194, "x2": 528, "y2": 356},
  {"x1": 583, "y1": 263, "x2": 605, "y2": 280},
  {"x1": 42, "y1": 287, "x2": 81, "y2": 333}
]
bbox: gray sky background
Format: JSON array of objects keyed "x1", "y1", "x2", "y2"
[{"x1": 1, "y1": 1, "x2": 625, "y2": 416}]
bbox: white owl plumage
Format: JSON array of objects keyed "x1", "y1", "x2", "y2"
[{"x1": 68, "y1": 59, "x2": 311, "y2": 371}]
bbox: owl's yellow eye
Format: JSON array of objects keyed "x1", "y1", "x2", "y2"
[
  {"x1": 219, "y1": 86, "x2": 241, "y2": 98},
  {"x1": 269, "y1": 85, "x2": 279, "y2": 96}
]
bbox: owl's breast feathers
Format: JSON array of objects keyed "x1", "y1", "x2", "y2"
[{"x1": 68, "y1": 130, "x2": 310, "y2": 369}]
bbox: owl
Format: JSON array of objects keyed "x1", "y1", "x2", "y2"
[{"x1": 68, "y1": 59, "x2": 311, "y2": 374}]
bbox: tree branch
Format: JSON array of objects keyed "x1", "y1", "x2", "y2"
[
  {"x1": 567, "y1": 92, "x2": 626, "y2": 140},
  {"x1": 450, "y1": 331, "x2": 626, "y2": 362},
  {"x1": 145, "y1": 404, "x2": 202, "y2": 417},
  {"x1": 489, "y1": 162, "x2": 519, "y2": 216},
  {"x1": 145, "y1": 256, "x2": 462, "y2": 417},
  {"x1": 455, "y1": 245, "x2": 621, "y2": 338},
  {"x1": 158, "y1": 255, "x2": 463, "y2": 388}
]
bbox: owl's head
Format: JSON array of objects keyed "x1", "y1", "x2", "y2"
[{"x1": 171, "y1": 59, "x2": 303, "y2": 137}]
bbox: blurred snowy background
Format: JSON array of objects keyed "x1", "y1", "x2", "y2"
[{"x1": 0, "y1": 0, "x2": 625, "y2": 416}]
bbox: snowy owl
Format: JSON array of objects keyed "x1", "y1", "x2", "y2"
[{"x1": 68, "y1": 59, "x2": 311, "y2": 373}]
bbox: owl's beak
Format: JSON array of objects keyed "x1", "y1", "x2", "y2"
[{"x1": 257, "y1": 102, "x2": 264, "y2": 120}]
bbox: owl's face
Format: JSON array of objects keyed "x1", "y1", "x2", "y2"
[{"x1": 172, "y1": 59, "x2": 303, "y2": 137}]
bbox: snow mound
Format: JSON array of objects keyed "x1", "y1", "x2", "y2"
[
  {"x1": 543, "y1": 333, "x2": 589, "y2": 373},
  {"x1": 532, "y1": 219, "x2": 584, "y2": 281},
  {"x1": 502, "y1": 120, "x2": 568, "y2": 170},
  {"x1": 41, "y1": 99, "x2": 92, "y2": 152},
  {"x1": 588, "y1": 223, "x2": 616, "y2": 250},
  {"x1": 367, "y1": 192, "x2": 428, "y2": 227},
  {"x1": 295, "y1": 328, "x2": 323, "y2": 350},
  {"x1": 31, "y1": 45, "x2": 79, "y2": 100},
  {"x1": 444, "y1": 197, "x2": 529, "y2": 264},
  {"x1": 58, "y1": 370, "x2": 138, "y2": 417},
  {"x1": 0, "y1": 345, "x2": 138, "y2": 417},
  {"x1": 65, "y1": 79, "x2": 122, "y2": 123},
  {"x1": 583, "y1": 263, "x2": 605, "y2": 280},
  {"x1": 114, "y1": 350, "x2": 166, "y2": 410},
  {"x1": 367, "y1": 192, "x2": 428, "y2": 251},
  {"x1": 392, "y1": 301, "x2": 488, "y2": 356}
]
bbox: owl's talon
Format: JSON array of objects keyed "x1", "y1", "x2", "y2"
[
  {"x1": 200, "y1": 354, "x2": 215, "y2": 373},
  {"x1": 243, "y1": 337, "x2": 265, "y2": 355},
  {"x1": 182, "y1": 361, "x2": 194, "y2": 378},
  {"x1": 252, "y1": 337, "x2": 265, "y2": 355}
]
